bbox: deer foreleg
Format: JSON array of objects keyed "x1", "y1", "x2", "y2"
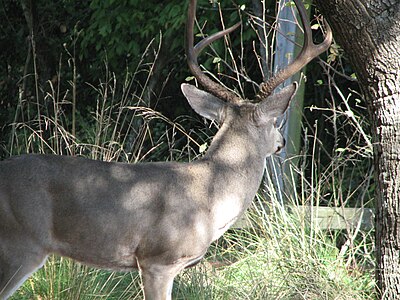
[{"x1": 139, "y1": 263, "x2": 180, "y2": 300}]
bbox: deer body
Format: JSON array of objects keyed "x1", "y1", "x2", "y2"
[
  {"x1": 0, "y1": 154, "x2": 248, "y2": 266},
  {"x1": 0, "y1": 0, "x2": 331, "y2": 298}
]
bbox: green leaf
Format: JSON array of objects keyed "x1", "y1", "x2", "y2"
[
  {"x1": 199, "y1": 143, "x2": 208, "y2": 153},
  {"x1": 311, "y1": 24, "x2": 320, "y2": 30},
  {"x1": 213, "y1": 57, "x2": 221, "y2": 64}
]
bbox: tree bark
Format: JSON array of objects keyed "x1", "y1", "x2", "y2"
[
  {"x1": 314, "y1": 0, "x2": 400, "y2": 298},
  {"x1": 20, "y1": 0, "x2": 55, "y2": 88}
]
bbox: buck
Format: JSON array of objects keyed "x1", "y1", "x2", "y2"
[{"x1": 0, "y1": 0, "x2": 331, "y2": 299}]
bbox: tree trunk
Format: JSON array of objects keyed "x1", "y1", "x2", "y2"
[
  {"x1": 314, "y1": 0, "x2": 400, "y2": 298},
  {"x1": 20, "y1": 0, "x2": 55, "y2": 87}
]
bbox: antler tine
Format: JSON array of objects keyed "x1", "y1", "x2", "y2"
[
  {"x1": 255, "y1": 0, "x2": 332, "y2": 101},
  {"x1": 186, "y1": 0, "x2": 242, "y2": 104}
]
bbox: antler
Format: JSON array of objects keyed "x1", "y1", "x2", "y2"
[
  {"x1": 255, "y1": 0, "x2": 332, "y2": 101},
  {"x1": 186, "y1": 0, "x2": 242, "y2": 104}
]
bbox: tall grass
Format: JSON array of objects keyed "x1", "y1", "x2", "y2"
[
  {"x1": 13, "y1": 257, "x2": 141, "y2": 300},
  {"x1": 4, "y1": 36, "x2": 375, "y2": 300},
  {"x1": 171, "y1": 164, "x2": 375, "y2": 299}
]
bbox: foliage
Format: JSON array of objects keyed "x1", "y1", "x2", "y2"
[
  {"x1": 0, "y1": 0, "x2": 255, "y2": 147},
  {"x1": 302, "y1": 39, "x2": 373, "y2": 208},
  {"x1": 0, "y1": 45, "x2": 201, "y2": 161},
  {"x1": 78, "y1": 0, "x2": 254, "y2": 87},
  {"x1": 80, "y1": 1, "x2": 187, "y2": 68}
]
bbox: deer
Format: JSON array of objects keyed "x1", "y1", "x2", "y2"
[{"x1": 0, "y1": 0, "x2": 331, "y2": 299}]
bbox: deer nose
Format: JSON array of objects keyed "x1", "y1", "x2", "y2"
[{"x1": 276, "y1": 138, "x2": 286, "y2": 154}]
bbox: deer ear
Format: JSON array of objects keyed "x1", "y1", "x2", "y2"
[
  {"x1": 257, "y1": 82, "x2": 298, "y2": 118},
  {"x1": 181, "y1": 83, "x2": 226, "y2": 121}
]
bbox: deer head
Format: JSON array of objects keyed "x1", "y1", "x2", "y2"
[{"x1": 182, "y1": 0, "x2": 332, "y2": 158}]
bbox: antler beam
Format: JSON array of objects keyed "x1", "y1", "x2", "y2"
[
  {"x1": 255, "y1": 0, "x2": 332, "y2": 101},
  {"x1": 186, "y1": 0, "x2": 242, "y2": 104}
]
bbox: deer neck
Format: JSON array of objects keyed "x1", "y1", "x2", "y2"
[
  {"x1": 203, "y1": 124, "x2": 265, "y2": 173},
  {"x1": 197, "y1": 125, "x2": 266, "y2": 238}
]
